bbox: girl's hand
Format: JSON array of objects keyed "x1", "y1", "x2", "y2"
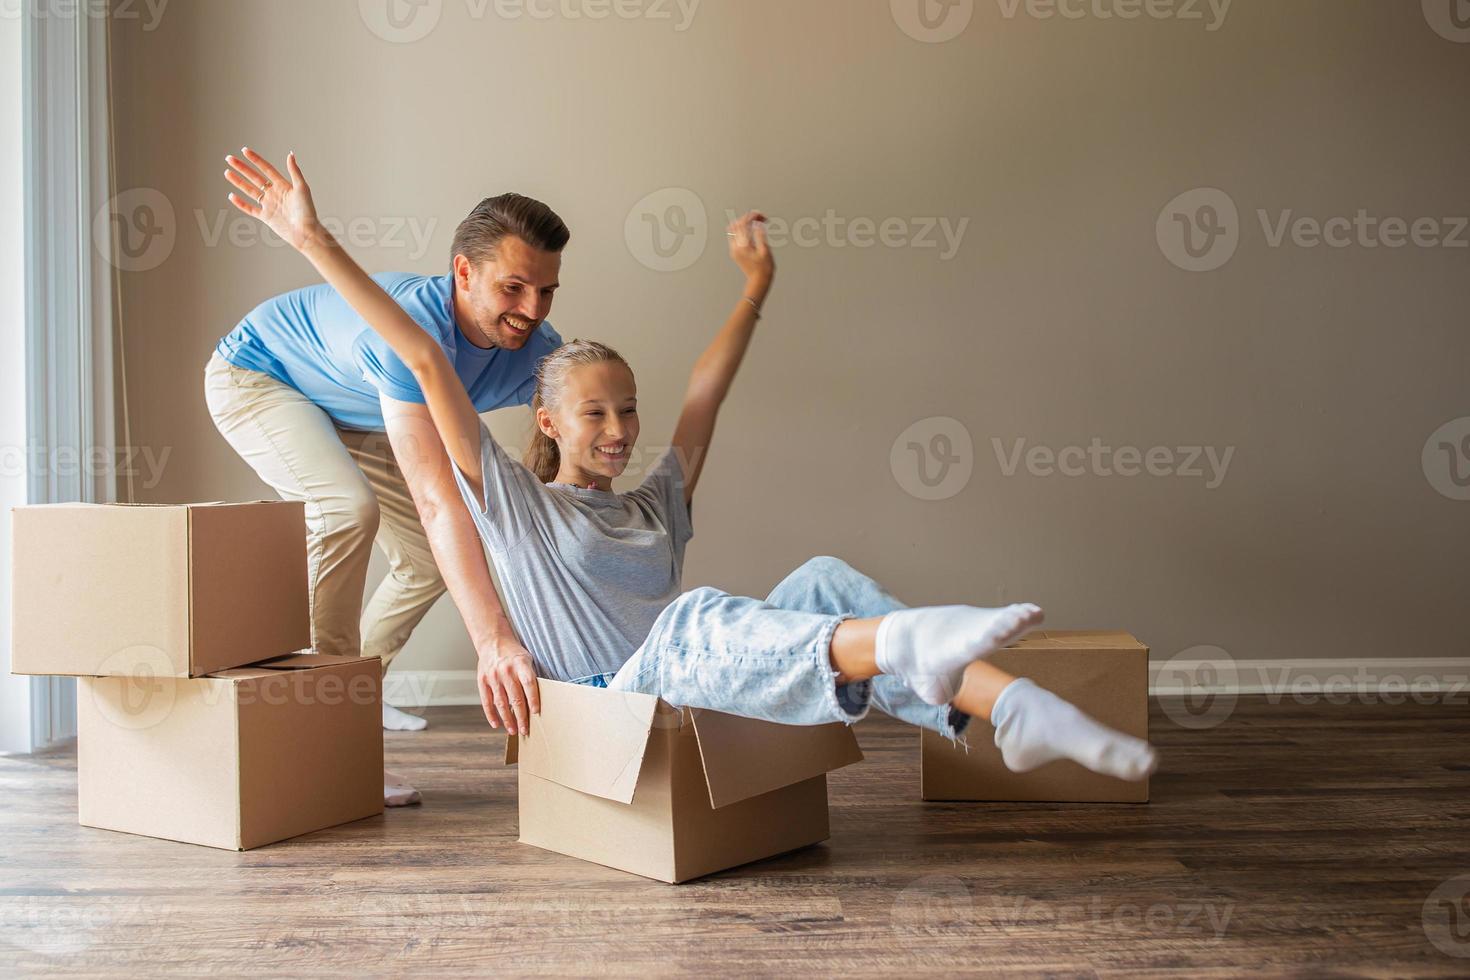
[
  {"x1": 224, "y1": 147, "x2": 321, "y2": 251},
  {"x1": 727, "y1": 210, "x2": 774, "y2": 288}
]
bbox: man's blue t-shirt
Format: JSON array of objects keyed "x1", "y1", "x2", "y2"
[{"x1": 215, "y1": 272, "x2": 562, "y2": 430}]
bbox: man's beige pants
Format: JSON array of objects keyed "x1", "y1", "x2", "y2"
[{"x1": 204, "y1": 353, "x2": 446, "y2": 672}]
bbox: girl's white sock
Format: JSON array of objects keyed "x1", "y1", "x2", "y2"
[
  {"x1": 990, "y1": 677, "x2": 1158, "y2": 781},
  {"x1": 874, "y1": 602, "x2": 1044, "y2": 705}
]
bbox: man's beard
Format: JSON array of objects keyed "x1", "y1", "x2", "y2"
[{"x1": 480, "y1": 313, "x2": 538, "y2": 348}]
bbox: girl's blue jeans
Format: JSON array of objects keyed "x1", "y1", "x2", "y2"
[{"x1": 572, "y1": 556, "x2": 971, "y2": 743}]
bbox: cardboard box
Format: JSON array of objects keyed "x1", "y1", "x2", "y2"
[
  {"x1": 11, "y1": 501, "x2": 309, "y2": 677},
  {"x1": 921, "y1": 630, "x2": 1150, "y2": 804},
  {"x1": 77, "y1": 653, "x2": 383, "y2": 850},
  {"x1": 506, "y1": 679, "x2": 864, "y2": 883}
]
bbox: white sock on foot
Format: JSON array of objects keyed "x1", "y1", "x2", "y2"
[
  {"x1": 874, "y1": 602, "x2": 1044, "y2": 705},
  {"x1": 384, "y1": 769, "x2": 421, "y2": 807},
  {"x1": 383, "y1": 703, "x2": 428, "y2": 732},
  {"x1": 990, "y1": 677, "x2": 1158, "y2": 781}
]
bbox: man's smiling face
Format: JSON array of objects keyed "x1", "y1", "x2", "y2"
[{"x1": 454, "y1": 235, "x2": 561, "y2": 350}]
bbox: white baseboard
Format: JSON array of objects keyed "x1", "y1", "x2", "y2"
[
  {"x1": 384, "y1": 670, "x2": 480, "y2": 708},
  {"x1": 1150, "y1": 657, "x2": 1470, "y2": 699},
  {"x1": 382, "y1": 659, "x2": 1470, "y2": 708}
]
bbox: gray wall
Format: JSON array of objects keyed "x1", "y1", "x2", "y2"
[{"x1": 108, "y1": 0, "x2": 1470, "y2": 673}]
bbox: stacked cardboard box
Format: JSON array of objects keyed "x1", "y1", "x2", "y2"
[{"x1": 10, "y1": 501, "x2": 383, "y2": 849}]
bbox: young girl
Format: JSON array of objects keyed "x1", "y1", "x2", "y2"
[{"x1": 224, "y1": 149, "x2": 1157, "y2": 784}]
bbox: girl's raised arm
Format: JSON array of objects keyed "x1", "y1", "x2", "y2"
[
  {"x1": 668, "y1": 211, "x2": 775, "y2": 504},
  {"x1": 223, "y1": 147, "x2": 487, "y2": 496}
]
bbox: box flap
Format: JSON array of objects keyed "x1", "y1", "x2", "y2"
[
  {"x1": 1013, "y1": 630, "x2": 1145, "y2": 650},
  {"x1": 210, "y1": 653, "x2": 377, "y2": 681},
  {"x1": 257, "y1": 653, "x2": 367, "y2": 670},
  {"x1": 513, "y1": 679, "x2": 659, "y2": 805},
  {"x1": 689, "y1": 711, "x2": 864, "y2": 809}
]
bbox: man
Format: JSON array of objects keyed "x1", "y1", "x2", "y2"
[{"x1": 205, "y1": 189, "x2": 566, "y2": 803}]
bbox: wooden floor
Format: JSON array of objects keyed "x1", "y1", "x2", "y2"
[{"x1": 3, "y1": 697, "x2": 1469, "y2": 977}]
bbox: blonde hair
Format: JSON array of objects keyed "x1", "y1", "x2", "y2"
[{"x1": 525, "y1": 340, "x2": 632, "y2": 483}]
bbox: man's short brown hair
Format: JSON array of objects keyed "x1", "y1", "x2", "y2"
[{"x1": 451, "y1": 193, "x2": 570, "y2": 264}]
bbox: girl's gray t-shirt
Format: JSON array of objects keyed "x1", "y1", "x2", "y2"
[{"x1": 451, "y1": 421, "x2": 694, "y2": 682}]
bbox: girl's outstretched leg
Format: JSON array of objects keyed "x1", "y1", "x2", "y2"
[
  {"x1": 951, "y1": 659, "x2": 1158, "y2": 781},
  {"x1": 770, "y1": 556, "x2": 1158, "y2": 781}
]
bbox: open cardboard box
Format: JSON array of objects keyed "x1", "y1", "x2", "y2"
[
  {"x1": 11, "y1": 501, "x2": 309, "y2": 678},
  {"x1": 506, "y1": 679, "x2": 864, "y2": 883},
  {"x1": 921, "y1": 630, "x2": 1151, "y2": 803},
  {"x1": 78, "y1": 653, "x2": 383, "y2": 850}
]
